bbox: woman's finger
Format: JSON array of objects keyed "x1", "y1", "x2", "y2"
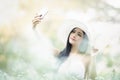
[{"x1": 32, "y1": 17, "x2": 42, "y2": 23}]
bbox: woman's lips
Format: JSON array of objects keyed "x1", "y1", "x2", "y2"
[{"x1": 70, "y1": 37, "x2": 76, "y2": 41}]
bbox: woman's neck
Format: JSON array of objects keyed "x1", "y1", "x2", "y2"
[{"x1": 70, "y1": 46, "x2": 79, "y2": 54}]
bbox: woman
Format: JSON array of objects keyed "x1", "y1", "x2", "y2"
[{"x1": 32, "y1": 14, "x2": 97, "y2": 80}]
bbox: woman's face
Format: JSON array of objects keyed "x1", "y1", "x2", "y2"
[{"x1": 69, "y1": 27, "x2": 84, "y2": 46}]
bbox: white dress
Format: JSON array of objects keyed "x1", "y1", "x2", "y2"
[{"x1": 58, "y1": 54, "x2": 85, "y2": 79}]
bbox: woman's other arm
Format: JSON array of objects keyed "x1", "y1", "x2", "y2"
[
  {"x1": 84, "y1": 55, "x2": 97, "y2": 80},
  {"x1": 87, "y1": 47, "x2": 98, "y2": 80},
  {"x1": 88, "y1": 56, "x2": 97, "y2": 80}
]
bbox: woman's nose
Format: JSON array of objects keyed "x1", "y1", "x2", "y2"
[{"x1": 72, "y1": 33, "x2": 77, "y2": 37}]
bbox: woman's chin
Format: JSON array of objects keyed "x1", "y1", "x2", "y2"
[{"x1": 69, "y1": 41, "x2": 75, "y2": 45}]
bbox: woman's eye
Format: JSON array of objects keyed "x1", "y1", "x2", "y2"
[
  {"x1": 78, "y1": 34, "x2": 81, "y2": 37},
  {"x1": 78, "y1": 33, "x2": 83, "y2": 37}
]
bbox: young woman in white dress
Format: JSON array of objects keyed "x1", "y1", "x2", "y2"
[{"x1": 32, "y1": 14, "x2": 97, "y2": 80}]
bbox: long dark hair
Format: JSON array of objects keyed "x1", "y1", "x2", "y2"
[
  {"x1": 57, "y1": 28, "x2": 74, "y2": 61},
  {"x1": 57, "y1": 27, "x2": 89, "y2": 62}
]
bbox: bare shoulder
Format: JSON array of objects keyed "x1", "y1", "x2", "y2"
[{"x1": 52, "y1": 48, "x2": 60, "y2": 57}]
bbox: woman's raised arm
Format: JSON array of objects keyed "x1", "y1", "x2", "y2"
[{"x1": 32, "y1": 13, "x2": 61, "y2": 57}]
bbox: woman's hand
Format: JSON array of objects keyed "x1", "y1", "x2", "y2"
[
  {"x1": 32, "y1": 10, "x2": 48, "y2": 29},
  {"x1": 91, "y1": 47, "x2": 99, "y2": 56},
  {"x1": 32, "y1": 14, "x2": 43, "y2": 29}
]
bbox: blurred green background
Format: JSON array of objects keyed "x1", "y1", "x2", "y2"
[{"x1": 0, "y1": 0, "x2": 120, "y2": 80}]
